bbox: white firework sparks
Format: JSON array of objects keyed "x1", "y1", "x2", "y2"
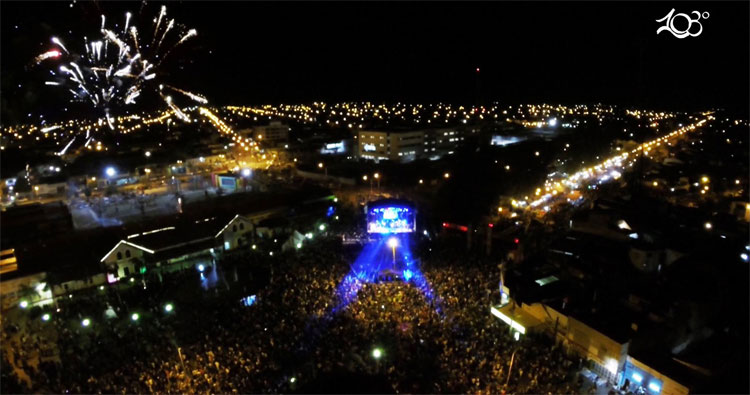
[
  {"x1": 51, "y1": 37, "x2": 69, "y2": 54},
  {"x1": 40, "y1": 5, "x2": 204, "y2": 129}
]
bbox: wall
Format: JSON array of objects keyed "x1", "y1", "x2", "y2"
[
  {"x1": 389, "y1": 131, "x2": 424, "y2": 161},
  {"x1": 36, "y1": 182, "x2": 67, "y2": 196},
  {"x1": 522, "y1": 302, "x2": 569, "y2": 340},
  {"x1": 0, "y1": 272, "x2": 51, "y2": 311},
  {"x1": 566, "y1": 317, "x2": 627, "y2": 382},
  {"x1": 101, "y1": 241, "x2": 147, "y2": 275},
  {"x1": 622, "y1": 356, "x2": 689, "y2": 395},
  {"x1": 295, "y1": 169, "x2": 356, "y2": 186},
  {"x1": 358, "y1": 131, "x2": 389, "y2": 160},
  {"x1": 218, "y1": 216, "x2": 255, "y2": 251},
  {"x1": 52, "y1": 273, "x2": 107, "y2": 297}
]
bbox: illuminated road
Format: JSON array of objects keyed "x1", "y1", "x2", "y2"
[{"x1": 505, "y1": 115, "x2": 713, "y2": 215}]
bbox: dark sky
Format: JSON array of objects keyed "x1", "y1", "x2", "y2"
[{"x1": 1, "y1": 1, "x2": 748, "y2": 124}]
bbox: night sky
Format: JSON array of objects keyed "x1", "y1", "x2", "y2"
[{"x1": 1, "y1": 1, "x2": 748, "y2": 124}]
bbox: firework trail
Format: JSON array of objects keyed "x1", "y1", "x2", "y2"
[
  {"x1": 51, "y1": 37, "x2": 69, "y2": 54},
  {"x1": 163, "y1": 84, "x2": 208, "y2": 104},
  {"x1": 33, "y1": 50, "x2": 62, "y2": 65}
]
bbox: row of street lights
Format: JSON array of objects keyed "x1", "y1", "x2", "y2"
[
  {"x1": 363, "y1": 172, "x2": 380, "y2": 197},
  {"x1": 52, "y1": 302, "x2": 176, "y2": 328}
]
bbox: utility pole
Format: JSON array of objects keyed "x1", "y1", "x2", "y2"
[
  {"x1": 504, "y1": 348, "x2": 519, "y2": 390},
  {"x1": 486, "y1": 213, "x2": 493, "y2": 256},
  {"x1": 475, "y1": 67, "x2": 482, "y2": 107}
]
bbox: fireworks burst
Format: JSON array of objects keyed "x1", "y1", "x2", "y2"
[{"x1": 37, "y1": 5, "x2": 204, "y2": 129}]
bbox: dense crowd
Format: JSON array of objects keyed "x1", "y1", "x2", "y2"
[{"x1": 2, "y1": 231, "x2": 579, "y2": 394}]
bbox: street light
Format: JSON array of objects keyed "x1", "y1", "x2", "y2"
[
  {"x1": 81, "y1": 318, "x2": 91, "y2": 327},
  {"x1": 105, "y1": 167, "x2": 116, "y2": 177},
  {"x1": 372, "y1": 347, "x2": 383, "y2": 359},
  {"x1": 131, "y1": 313, "x2": 140, "y2": 321},
  {"x1": 444, "y1": 172, "x2": 450, "y2": 179},
  {"x1": 164, "y1": 303, "x2": 174, "y2": 313},
  {"x1": 388, "y1": 237, "x2": 398, "y2": 264},
  {"x1": 318, "y1": 162, "x2": 327, "y2": 177}
]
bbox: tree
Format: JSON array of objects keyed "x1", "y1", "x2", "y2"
[{"x1": 16, "y1": 283, "x2": 38, "y2": 303}]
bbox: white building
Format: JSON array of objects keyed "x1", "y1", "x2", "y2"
[{"x1": 215, "y1": 215, "x2": 255, "y2": 251}]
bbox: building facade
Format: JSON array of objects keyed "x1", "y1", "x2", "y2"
[
  {"x1": 357, "y1": 128, "x2": 463, "y2": 162},
  {"x1": 254, "y1": 121, "x2": 290, "y2": 147}
]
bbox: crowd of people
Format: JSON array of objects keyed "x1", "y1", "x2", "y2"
[{"x1": 2, "y1": 227, "x2": 581, "y2": 394}]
